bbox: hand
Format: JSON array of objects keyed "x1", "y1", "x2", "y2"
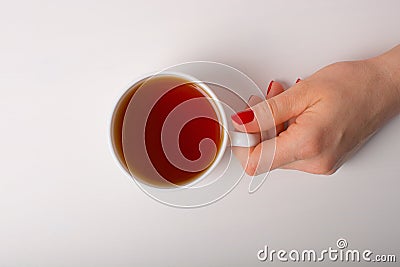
[{"x1": 231, "y1": 45, "x2": 400, "y2": 175}]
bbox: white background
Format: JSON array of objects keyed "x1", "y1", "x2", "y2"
[{"x1": 1, "y1": 0, "x2": 399, "y2": 266}]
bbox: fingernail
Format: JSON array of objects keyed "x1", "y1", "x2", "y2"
[
  {"x1": 295, "y1": 78, "x2": 301, "y2": 83},
  {"x1": 267, "y1": 80, "x2": 274, "y2": 95},
  {"x1": 231, "y1": 109, "x2": 255, "y2": 125}
]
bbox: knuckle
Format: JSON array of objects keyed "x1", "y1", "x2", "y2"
[
  {"x1": 266, "y1": 98, "x2": 278, "y2": 120},
  {"x1": 297, "y1": 136, "x2": 324, "y2": 160},
  {"x1": 317, "y1": 61, "x2": 359, "y2": 81},
  {"x1": 314, "y1": 158, "x2": 336, "y2": 175},
  {"x1": 325, "y1": 168, "x2": 337, "y2": 175},
  {"x1": 251, "y1": 101, "x2": 272, "y2": 131}
]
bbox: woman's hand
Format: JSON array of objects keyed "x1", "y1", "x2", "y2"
[{"x1": 232, "y1": 45, "x2": 400, "y2": 175}]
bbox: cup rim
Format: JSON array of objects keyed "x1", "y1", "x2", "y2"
[{"x1": 109, "y1": 71, "x2": 229, "y2": 190}]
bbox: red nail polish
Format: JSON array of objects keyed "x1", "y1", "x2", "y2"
[
  {"x1": 295, "y1": 78, "x2": 301, "y2": 83},
  {"x1": 231, "y1": 109, "x2": 254, "y2": 125},
  {"x1": 267, "y1": 80, "x2": 274, "y2": 95}
]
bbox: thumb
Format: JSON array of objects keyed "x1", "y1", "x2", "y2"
[{"x1": 232, "y1": 83, "x2": 310, "y2": 133}]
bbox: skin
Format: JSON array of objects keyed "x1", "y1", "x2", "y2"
[{"x1": 232, "y1": 45, "x2": 400, "y2": 175}]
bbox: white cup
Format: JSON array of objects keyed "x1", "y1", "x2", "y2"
[{"x1": 109, "y1": 72, "x2": 260, "y2": 188}]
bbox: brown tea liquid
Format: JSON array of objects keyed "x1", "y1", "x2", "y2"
[{"x1": 119, "y1": 75, "x2": 222, "y2": 187}]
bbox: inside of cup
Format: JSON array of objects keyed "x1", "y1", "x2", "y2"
[{"x1": 113, "y1": 73, "x2": 226, "y2": 188}]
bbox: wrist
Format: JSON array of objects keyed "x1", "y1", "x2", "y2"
[
  {"x1": 367, "y1": 46, "x2": 400, "y2": 115},
  {"x1": 372, "y1": 46, "x2": 400, "y2": 93}
]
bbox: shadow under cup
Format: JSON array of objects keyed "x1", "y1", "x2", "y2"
[{"x1": 110, "y1": 74, "x2": 227, "y2": 188}]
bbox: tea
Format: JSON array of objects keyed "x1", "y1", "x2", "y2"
[{"x1": 115, "y1": 75, "x2": 223, "y2": 187}]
